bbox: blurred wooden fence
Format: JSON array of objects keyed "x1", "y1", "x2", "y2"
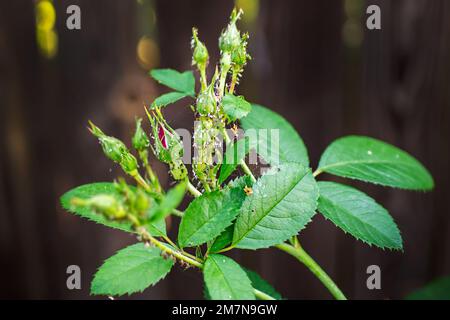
[{"x1": 0, "y1": 0, "x2": 449, "y2": 299}]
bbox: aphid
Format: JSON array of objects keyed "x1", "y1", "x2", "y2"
[
  {"x1": 244, "y1": 185, "x2": 253, "y2": 196},
  {"x1": 231, "y1": 123, "x2": 239, "y2": 136}
]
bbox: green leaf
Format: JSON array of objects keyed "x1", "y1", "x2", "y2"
[
  {"x1": 232, "y1": 163, "x2": 318, "y2": 250},
  {"x1": 406, "y1": 276, "x2": 450, "y2": 300},
  {"x1": 149, "y1": 69, "x2": 195, "y2": 95},
  {"x1": 218, "y1": 137, "x2": 250, "y2": 184},
  {"x1": 61, "y1": 183, "x2": 166, "y2": 236},
  {"x1": 240, "y1": 104, "x2": 309, "y2": 167},
  {"x1": 222, "y1": 94, "x2": 252, "y2": 121},
  {"x1": 203, "y1": 254, "x2": 255, "y2": 300},
  {"x1": 144, "y1": 219, "x2": 167, "y2": 238},
  {"x1": 209, "y1": 225, "x2": 234, "y2": 253},
  {"x1": 151, "y1": 92, "x2": 190, "y2": 108},
  {"x1": 91, "y1": 243, "x2": 173, "y2": 296},
  {"x1": 149, "y1": 181, "x2": 186, "y2": 222},
  {"x1": 244, "y1": 268, "x2": 282, "y2": 300},
  {"x1": 178, "y1": 184, "x2": 247, "y2": 247},
  {"x1": 317, "y1": 136, "x2": 434, "y2": 190},
  {"x1": 317, "y1": 181, "x2": 402, "y2": 250}
]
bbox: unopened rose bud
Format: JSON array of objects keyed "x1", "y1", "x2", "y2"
[
  {"x1": 89, "y1": 121, "x2": 139, "y2": 176},
  {"x1": 192, "y1": 28, "x2": 209, "y2": 67},
  {"x1": 231, "y1": 33, "x2": 251, "y2": 67},
  {"x1": 132, "y1": 118, "x2": 150, "y2": 152},
  {"x1": 89, "y1": 121, "x2": 127, "y2": 163},
  {"x1": 196, "y1": 86, "x2": 216, "y2": 115},
  {"x1": 120, "y1": 152, "x2": 138, "y2": 176},
  {"x1": 219, "y1": 8, "x2": 243, "y2": 53},
  {"x1": 147, "y1": 107, "x2": 184, "y2": 164}
]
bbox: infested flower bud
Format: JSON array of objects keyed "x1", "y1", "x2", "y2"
[
  {"x1": 119, "y1": 152, "x2": 138, "y2": 176},
  {"x1": 71, "y1": 195, "x2": 126, "y2": 219},
  {"x1": 89, "y1": 121, "x2": 139, "y2": 176},
  {"x1": 196, "y1": 85, "x2": 216, "y2": 116},
  {"x1": 191, "y1": 28, "x2": 209, "y2": 67},
  {"x1": 146, "y1": 107, "x2": 184, "y2": 164},
  {"x1": 170, "y1": 162, "x2": 188, "y2": 181},
  {"x1": 220, "y1": 52, "x2": 232, "y2": 71},
  {"x1": 132, "y1": 118, "x2": 150, "y2": 152},
  {"x1": 219, "y1": 8, "x2": 243, "y2": 53},
  {"x1": 231, "y1": 33, "x2": 251, "y2": 67}
]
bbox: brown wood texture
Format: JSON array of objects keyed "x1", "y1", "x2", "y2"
[{"x1": 0, "y1": 0, "x2": 448, "y2": 299}]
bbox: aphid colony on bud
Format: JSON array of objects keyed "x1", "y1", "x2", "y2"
[{"x1": 190, "y1": 8, "x2": 250, "y2": 192}]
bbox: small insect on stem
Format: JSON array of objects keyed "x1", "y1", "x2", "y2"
[{"x1": 244, "y1": 185, "x2": 253, "y2": 196}]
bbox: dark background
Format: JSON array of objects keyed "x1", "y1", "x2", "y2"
[{"x1": 0, "y1": 0, "x2": 449, "y2": 299}]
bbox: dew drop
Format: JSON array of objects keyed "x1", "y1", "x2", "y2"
[{"x1": 367, "y1": 150, "x2": 373, "y2": 156}]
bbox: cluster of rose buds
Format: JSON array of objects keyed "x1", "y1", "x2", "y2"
[
  {"x1": 189, "y1": 8, "x2": 250, "y2": 191},
  {"x1": 87, "y1": 8, "x2": 250, "y2": 196}
]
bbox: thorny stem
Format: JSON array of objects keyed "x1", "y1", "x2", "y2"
[
  {"x1": 137, "y1": 227, "x2": 276, "y2": 300},
  {"x1": 275, "y1": 242, "x2": 347, "y2": 300}
]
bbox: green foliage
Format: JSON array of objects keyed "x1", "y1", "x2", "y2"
[
  {"x1": 203, "y1": 254, "x2": 255, "y2": 300},
  {"x1": 152, "y1": 91, "x2": 191, "y2": 108},
  {"x1": 240, "y1": 104, "x2": 309, "y2": 166},
  {"x1": 149, "y1": 181, "x2": 186, "y2": 222},
  {"x1": 222, "y1": 93, "x2": 252, "y2": 121},
  {"x1": 150, "y1": 69, "x2": 195, "y2": 95},
  {"x1": 317, "y1": 181, "x2": 402, "y2": 250},
  {"x1": 406, "y1": 276, "x2": 450, "y2": 300},
  {"x1": 244, "y1": 268, "x2": 282, "y2": 300},
  {"x1": 61, "y1": 9, "x2": 434, "y2": 301},
  {"x1": 178, "y1": 183, "x2": 247, "y2": 247},
  {"x1": 218, "y1": 137, "x2": 250, "y2": 184},
  {"x1": 317, "y1": 136, "x2": 434, "y2": 190},
  {"x1": 60, "y1": 183, "x2": 166, "y2": 236},
  {"x1": 209, "y1": 225, "x2": 234, "y2": 253},
  {"x1": 232, "y1": 163, "x2": 318, "y2": 249},
  {"x1": 91, "y1": 243, "x2": 173, "y2": 296}
]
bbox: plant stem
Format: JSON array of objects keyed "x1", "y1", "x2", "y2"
[
  {"x1": 138, "y1": 150, "x2": 161, "y2": 192},
  {"x1": 254, "y1": 289, "x2": 276, "y2": 301},
  {"x1": 240, "y1": 160, "x2": 256, "y2": 183},
  {"x1": 133, "y1": 172, "x2": 152, "y2": 192},
  {"x1": 312, "y1": 169, "x2": 322, "y2": 177},
  {"x1": 228, "y1": 68, "x2": 239, "y2": 95},
  {"x1": 138, "y1": 227, "x2": 203, "y2": 268},
  {"x1": 275, "y1": 242, "x2": 347, "y2": 300},
  {"x1": 200, "y1": 67, "x2": 207, "y2": 91},
  {"x1": 138, "y1": 227, "x2": 276, "y2": 300},
  {"x1": 187, "y1": 181, "x2": 202, "y2": 197},
  {"x1": 221, "y1": 128, "x2": 256, "y2": 183},
  {"x1": 172, "y1": 208, "x2": 184, "y2": 217}
]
